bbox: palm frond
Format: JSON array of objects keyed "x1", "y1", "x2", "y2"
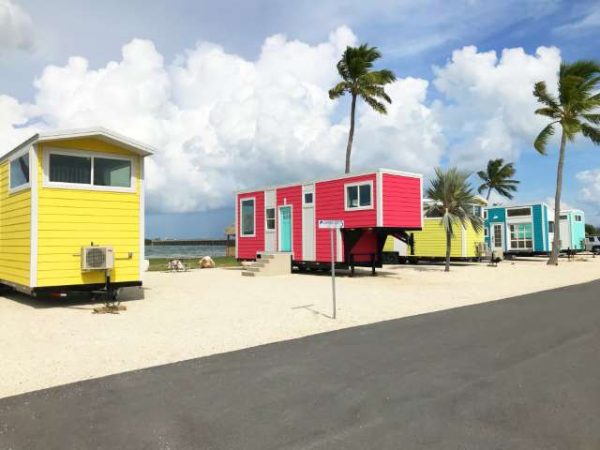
[
  {"x1": 581, "y1": 123, "x2": 600, "y2": 145},
  {"x1": 328, "y1": 81, "x2": 350, "y2": 99},
  {"x1": 533, "y1": 81, "x2": 560, "y2": 110},
  {"x1": 533, "y1": 122, "x2": 556, "y2": 154},
  {"x1": 361, "y1": 95, "x2": 387, "y2": 114}
]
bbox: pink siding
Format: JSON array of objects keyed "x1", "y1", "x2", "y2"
[
  {"x1": 237, "y1": 191, "x2": 265, "y2": 259},
  {"x1": 382, "y1": 173, "x2": 422, "y2": 228},
  {"x1": 315, "y1": 174, "x2": 377, "y2": 262},
  {"x1": 276, "y1": 185, "x2": 303, "y2": 260}
]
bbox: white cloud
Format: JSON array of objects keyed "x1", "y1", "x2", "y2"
[
  {"x1": 0, "y1": 0, "x2": 33, "y2": 53},
  {"x1": 432, "y1": 45, "x2": 561, "y2": 169},
  {"x1": 577, "y1": 169, "x2": 600, "y2": 224},
  {"x1": 0, "y1": 26, "x2": 445, "y2": 213}
]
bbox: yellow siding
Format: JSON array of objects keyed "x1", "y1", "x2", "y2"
[
  {"x1": 35, "y1": 138, "x2": 141, "y2": 287},
  {"x1": 384, "y1": 218, "x2": 484, "y2": 259},
  {"x1": 0, "y1": 161, "x2": 31, "y2": 286}
]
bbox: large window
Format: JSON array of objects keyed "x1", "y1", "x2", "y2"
[
  {"x1": 507, "y1": 207, "x2": 531, "y2": 217},
  {"x1": 346, "y1": 182, "x2": 372, "y2": 210},
  {"x1": 10, "y1": 153, "x2": 30, "y2": 190},
  {"x1": 240, "y1": 198, "x2": 255, "y2": 236},
  {"x1": 47, "y1": 151, "x2": 133, "y2": 189},
  {"x1": 265, "y1": 207, "x2": 275, "y2": 230},
  {"x1": 509, "y1": 223, "x2": 533, "y2": 249}
]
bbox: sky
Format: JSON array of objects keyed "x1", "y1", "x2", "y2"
[{"x1": 0, "y1": 0, "x2": 599, "y2": 238}]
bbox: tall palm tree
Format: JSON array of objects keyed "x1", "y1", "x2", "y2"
[
  {"x1": 477, "y1": 158, "x2": 520, "y2": 201},
  {"x1": 426, "y1": 167, "x2": 483, "y2": 272},
  {"x1": 329, "y1": 44, "x2": 396, "y2": 174},
  {"x1": 533, "y1": 60, "x2": 600, "y2": 265}
]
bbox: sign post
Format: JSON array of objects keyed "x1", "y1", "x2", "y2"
[{"x1": 318, "y1": 220, "x2": 344, "y2": 319}]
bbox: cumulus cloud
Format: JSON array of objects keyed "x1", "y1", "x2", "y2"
[
  {"x1": 0, "y1": 0, "x2": 33, "y2": 53},
  {"x1": 0, "y1": 26, "x2": 445, "y2": 213},
  {"x1": 432, "y1": 45, "x2": 561, "y2": 169},
  {"x1": 577, "y1": 169, "x2": 600, "y2": 223}
]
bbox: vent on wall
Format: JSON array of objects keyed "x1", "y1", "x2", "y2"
[{"x1": 81, "y1": 246, "x2": 114, "y2": 271}]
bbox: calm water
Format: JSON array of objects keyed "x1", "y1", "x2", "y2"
[{"x1": 145, "y1": 245, "x2": 226, "y2": 259}]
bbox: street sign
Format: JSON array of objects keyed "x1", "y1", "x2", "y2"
[{"x1": 318, "y1": 219, "x2": 344, "y2": 229}]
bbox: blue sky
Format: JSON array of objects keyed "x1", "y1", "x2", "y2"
[{"x1": 1, "y1": 0, "x2": 599, "y2": 237}]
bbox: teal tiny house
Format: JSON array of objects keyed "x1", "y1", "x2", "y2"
[{"x1": 484, "y1": 203, "x2": 586, "y2": 255}]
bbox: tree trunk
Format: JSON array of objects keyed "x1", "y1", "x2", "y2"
[
  {"x1": 548, "y1": 129, "x2": 567, "y2": 266},
  {"x1": 486, "y1": 187, "x2": 492, "y2": 201},
  {"x1": 445, "y1": 228, "x2": 451, "y2": 272},
  {"x1": 345, "y1": 94, "x2": 357, "y2": 174}
]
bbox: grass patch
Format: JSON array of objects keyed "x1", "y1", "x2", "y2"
[{"x1": 148, "y1": 256, "x2": 240, "y2": 271}]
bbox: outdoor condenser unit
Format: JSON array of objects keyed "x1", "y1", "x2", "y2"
[{"x1": 81, "y1": 246, "x2": 115, "y2": 271}]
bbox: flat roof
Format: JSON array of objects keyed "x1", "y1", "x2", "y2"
[{"x1": 2, "y1": 127, "x2": 155, "y2": 162}]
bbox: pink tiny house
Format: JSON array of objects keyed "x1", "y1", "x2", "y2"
[{"x1": 235, "y1": 169, "x2": 423, "y2": 272}]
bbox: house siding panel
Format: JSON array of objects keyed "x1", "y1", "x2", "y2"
[
  {"x1": 382, "y1": 173, "x2": 422, "y2": 228},
  {"x1": 237, "y1": 191, "x2": 265, "y2": 259},
  {"x1": 36, "y1": 140, "x2": 142, "y2": 287}
]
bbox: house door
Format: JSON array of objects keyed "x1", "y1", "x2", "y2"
[
  {"x1": 279, "y1": 206, "x2": 292, "y2": 252},
  {"x1": 492, "y1": 223, "x2": 504, "y2": 250}
]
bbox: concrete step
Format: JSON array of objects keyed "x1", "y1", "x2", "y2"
[{"x1": 242, "y1": 253, "x2": 292, "y2": 277}]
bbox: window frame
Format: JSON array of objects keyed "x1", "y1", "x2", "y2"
[
  {"x1": 239, "y1": 197, "x2": 256, "y2": 237},
  {"x1": 344, "y1": 180, "x2": 374, "y2": 211},
  {"x1": 8, "y1": 146, "x2": 31, "y2": 194},
  {"x1": 508, "y1": 222, "x2": 533, "y2": 250},
  {"x1": 42, "y1": 147, "x2": 136, "y2": 193},
  {"x1": 303, "y1": 192, "x2": 314, "y2": 206},
  {"x1": 265, "y1": 206, "x2": 276, "y2": 231},
  {"x1": 506, "y1": 206, "x2": 532, "y2": 218}
]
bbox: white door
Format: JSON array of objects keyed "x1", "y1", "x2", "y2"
[
  {"x1": 491, "y1": 223, "x2": 504, "y2": 250},
  {"x1": 302, "y1": 184, "x2": 315, "y2": 260},
  {"x1": 264, "y1": 189, "x2": 276, "y2": 252},
  {"x1": 559, "y1": 217, "x2": 570, "y2": 250}
]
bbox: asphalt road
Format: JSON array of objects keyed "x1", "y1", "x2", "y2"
[{"x1": 1, "y1": 280, "x2": 599, "y2": 450}]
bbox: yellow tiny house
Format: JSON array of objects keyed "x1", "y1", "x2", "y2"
[{"x1": 0, "y1": 128, "x2": 153, "y2": 297}]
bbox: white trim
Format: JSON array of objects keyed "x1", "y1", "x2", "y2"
[
  {"x1": 507, "y1": 221, "x2": 534, "y2": 251},
  {"x1": 265, "y1": 206, "x2": 276, "y2": 231},
  {"x1": 3, "y1": 128, "x2": 155, "y2": 163},
  {"x1": 239, "y1": 197, "x2": 256, "y2": 238},
  {"x1": 419, "y1": 176, "x2": 424, "y2": 228},
  {"x1": 344, "y1": 180, "x2": 374, "y2": 211},
  {"x1": 29, "y1": 146, "x2": 38, "y2": 287},
  {"x1": 139, "y1": 158, "x2": 145, "y2": 281},
  {"x1": 461, "y1": 224, "x2": 467, "y2": 257},
  {"x1": 376, "y1": 171, "x2": 383, "y2": 226},
  {"x1": 42, "y1": 147, "x2": 137, "y2": 193},
  {"x1": 491, "y1": 222, "x2": 504, "y2": 250},
  {"x1": 8, "y1": 146, "x2": 32, "y2": 194},
  {"x1": 505, "y1": 205, "x2": 532, "y2": 219},
  {"x1": 278, "y1": 204, "x2": 293, "y2": 253},
  {"x1": 235, "y1": 168, "x2": 422, "y2": 195},
  {"x1": 235, "y1": 196, "x2": 239, "y2": 259}
]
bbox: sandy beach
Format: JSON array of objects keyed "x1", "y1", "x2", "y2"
[{"x1": 1, "y1": 255, "x2": 599, "y2": 399}]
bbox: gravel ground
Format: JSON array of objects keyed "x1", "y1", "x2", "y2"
[{"x1": 1, "y1": 255, "x2": 599, "y2": 398}]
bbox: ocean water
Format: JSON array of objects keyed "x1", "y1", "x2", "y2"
[{"x1": 145, "y1": 245, "x2": 226, "y2": 259}]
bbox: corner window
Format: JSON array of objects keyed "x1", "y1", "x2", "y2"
[
  {"x1": 346, "y1": 182, "x2": 372, "y2": 210},
  {"x1": 50, "y1": 154, "x2": 91, "y2": 184},
  {"x1": 10, "y1": 153, "x2": 30, "y2": 190},
  {"x1": 94, "y1": 157, "x2": 132, "y2": 187},
  {"x1": 240, "y1": 198, "x2": 255, "y2": 236},
  {"x1": 304, "y1": 192, "x2": 314, "y2": 205},
  {"x1": 265, "y1": 207, "x2": 275, "y2": 230},
  {"x1": 575, "y1": 215, "x2": 582, "y2": 222}
]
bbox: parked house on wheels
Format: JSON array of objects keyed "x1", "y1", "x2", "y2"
[
  {"x1": 235, "y1": 169, "x2": 423, "y2": 273},
  {"x1": 0, "y1": 128, "x2": 153, "y2": 298},
  {"x1": 484, "y1": 203, "x2": 585, "y2": 256}
]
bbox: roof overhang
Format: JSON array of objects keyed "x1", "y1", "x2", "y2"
[{"x1": 2, "y1": 127, "x2": 155, "y2": 162}]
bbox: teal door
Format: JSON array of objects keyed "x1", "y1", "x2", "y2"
[{"x1": 279, "y1": 207, "x2": 292, "y2": 252}]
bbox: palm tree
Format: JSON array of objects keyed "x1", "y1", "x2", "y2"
[
  {"x1": 329, "y1": 44, "x2": 396, "y2": 174},
  {"x1": 426, "y1": 167, "x2": 483, "y2": 272},
  {"x1": 533, "y1": 60, "x2": 600, "y2": 265},
  {"x1": 477, "y1": 158, "x2": 519, "y2": 201}
]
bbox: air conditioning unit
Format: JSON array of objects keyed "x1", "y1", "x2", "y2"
[{"x1": 81, "y1": 246, "x2": 114, "y2": 271}]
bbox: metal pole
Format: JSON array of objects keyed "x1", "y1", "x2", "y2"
[{"x1": 331, "y1": 227, "x2": 336, "y2": 319}]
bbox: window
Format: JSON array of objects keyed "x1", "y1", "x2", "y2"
[
  {"x1": 484, "y1": 227, "x2": 489, "y2": 237},
  {"x1": 50, "y1": 154, "x2": 92, "y2": 184},
  {"x1": 10, "y1": 153, "x2": 30, "y2": 190},
  {"x1": 560, "y1": 215, "x2": 567, "y2": 220},
  {"x1": 470, "y1": 205, "x2": 483, "y2": 217},
  {"x1": 548, "y1": 221, "x2": 554, "y2": 233},
  {"x1": 483, "y1": 210, "x2": 488, "y2": 220},
  {"x1": 303, "y1": 192, "x2": 314, "y2": 205},
  {"x1": 507, "y1": 207, "x2": 531, "y2": 217},
  {"x1": 47, "y1": 151, "x2": 134, "y2": 190},
  {"x1": 240, "y1": 198, "x2": 255, "y2": 236},
  {"x1": 575, "y1": 215, "x2": 582, "y2": 222},
  {"x1": 509, "y1": 223, "x2": 533, "y2": 249},
  {"x1": 346, "y1": 182, "x2": 372, "y2": 210},
  {"x1": 94, "y1": 157, "x2": 132, "y2": 187},
  {"x1": 265, "y1": 207, "x2": 275, "y2": 230}
]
